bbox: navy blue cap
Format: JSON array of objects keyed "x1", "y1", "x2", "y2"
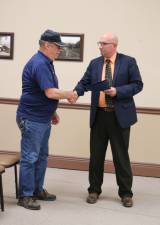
[{"x1": 40, "y1": 29, "x2": 66, "y2": 47}]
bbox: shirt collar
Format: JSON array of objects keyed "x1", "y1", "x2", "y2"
[
  {"x1": 38, "y1": 50, "x2": 53, "y2": 65},
  {"x1": 104, "y1": 52, "x2": 117, "y2": 64}
]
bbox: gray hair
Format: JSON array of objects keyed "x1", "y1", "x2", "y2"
[{"x1": 39, "y1": 40, "x2": 46, "y2": 47}]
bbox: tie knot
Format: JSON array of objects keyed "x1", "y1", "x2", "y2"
[{"x1": 106, "y1": 59, "x2": 110, "y2": 64}]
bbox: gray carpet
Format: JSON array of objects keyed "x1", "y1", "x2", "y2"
[{"x1": 1, "y1": 167, "x2": 160, "y2": 225}]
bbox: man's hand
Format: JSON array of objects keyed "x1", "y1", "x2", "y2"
[
  {"x1": 104, "y1": 87, "x2": 117, "y2": 97},
  {"x1": 67, "y1": 91, "x2": 78, "y2": 104},
  {"x1": 51, "y1": 112, "x2": 60, "y2": 125}
]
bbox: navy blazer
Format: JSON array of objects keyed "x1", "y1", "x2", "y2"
[{"x1": 75, "y1": 53, "x2": 143, "y2": 128}]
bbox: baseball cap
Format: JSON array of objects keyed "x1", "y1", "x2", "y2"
[{"x1": 40, "y1": 29, "x2": 66, "y2": 47}]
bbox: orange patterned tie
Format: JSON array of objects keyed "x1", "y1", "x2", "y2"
[{"x1": 105, "y1": 59, "x2": 114, "y2": 108}]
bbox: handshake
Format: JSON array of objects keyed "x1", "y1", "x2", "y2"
[{"x1": 66, "y1": 90, "x2": 78, "y2": 104}]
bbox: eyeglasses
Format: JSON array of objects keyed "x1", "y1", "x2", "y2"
[
  {"x1": 97, "y1": 42, "x2": 114, "y2": 47},
  {"x1": 48, "y1": 42, "x2": 61, "y2": 49}
]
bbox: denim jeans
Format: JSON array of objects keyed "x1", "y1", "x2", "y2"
[{"x1": 17, "y1": 118, "x2": 51, "y2": 197}]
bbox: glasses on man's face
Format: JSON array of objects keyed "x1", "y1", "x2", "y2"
[
  {"x1": 97, "y1": 42, "x2": 114, "y2": 47},
  {"x1": 48, "y1": 43, "x2": 61, "y2": 49}
]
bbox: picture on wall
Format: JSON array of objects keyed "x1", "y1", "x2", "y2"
[
  {"x1": 57, "y1": 33, "x2": 84, "y2": 61},
  {"x1": 0, "y1": 32, "x2": 14, "y2": 59}
]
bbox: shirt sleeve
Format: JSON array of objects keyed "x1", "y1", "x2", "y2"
[{"x1": 34, "y1": 63, "x2": 56, "y2": 90}]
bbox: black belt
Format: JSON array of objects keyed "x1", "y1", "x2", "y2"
[{"x1": 97, "y1": 107, "x2": 114, "y2": 112}]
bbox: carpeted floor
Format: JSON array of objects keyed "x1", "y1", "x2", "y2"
[{"x1": 1, "y1": 167, "x2": 160, "y2": 225}]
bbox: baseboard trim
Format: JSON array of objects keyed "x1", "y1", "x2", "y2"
[
  {"x1": 48, "y1": 155, "x2": 160, "y2": 177},
  {"x1": 1, "y1": 151, "x2": 159, "y2": 177}
]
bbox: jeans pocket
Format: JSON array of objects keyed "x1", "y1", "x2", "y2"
[{"x1": 17, "y1": 118, "x2": 26, "y2": 133}]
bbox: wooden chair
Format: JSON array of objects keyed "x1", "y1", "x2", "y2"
[
  {"x1": 0, "y1": 152, "x2": 20, "y2": 198},
  {"x1": 0, "y1": 165, "x2": 5, "y2": 211}
]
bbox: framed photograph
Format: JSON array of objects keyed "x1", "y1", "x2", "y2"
[
  {"x1": 0, "y1": 32, "x2": 14, "y2": 59},
  {"x1": 57, "y1": 33, "x2": 84, "y2": 61}
]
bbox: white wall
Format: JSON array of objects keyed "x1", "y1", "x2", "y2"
[{"x1": 0, "y1": 0, "x2": 160, "y2": 107}]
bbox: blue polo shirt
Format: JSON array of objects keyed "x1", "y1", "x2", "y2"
[{"x1": 17, "y1": 51, "x2": 59, "y2": 123}]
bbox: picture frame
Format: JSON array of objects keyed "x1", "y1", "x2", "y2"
[
  {"x1": 57, "y1": 33, "x2": 84, "y2": 61},
  {"x1": 0, "y1": 32, "x2": 14, "y2": 59}
]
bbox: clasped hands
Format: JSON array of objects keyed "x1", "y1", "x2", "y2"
[
  {"x1": 66, "y1": 87, "x2": 117, "y2": 105},
  {"x1": 67, "y1": 91, "x2": 78, "y2": 104}
]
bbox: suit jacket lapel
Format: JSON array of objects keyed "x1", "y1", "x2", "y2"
[
  {"x1": 97, "y1": 57, "x2": 104, "y2": 82},
  {"x1": 113, "y1": 53, "x2": 120, "y2": 85}
]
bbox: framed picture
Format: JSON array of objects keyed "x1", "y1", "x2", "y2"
[
  {"x1": 0, "y1": 32, "x2": 14, "y2": 59},
  {"x1": 57, "y1": 33, "x2": 84, "y2": 61}
]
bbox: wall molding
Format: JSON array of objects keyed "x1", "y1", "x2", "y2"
[
  {"x1": 0, "y1": 151, "x2": 159, "y2": 177},
  {"x1": 0, "y1": 97, "x2": 160, "y2": 114}
]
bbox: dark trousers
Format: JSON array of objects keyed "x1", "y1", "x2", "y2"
[{"x1": 88, "y1": 109, "x2": 133, "y2": 198}]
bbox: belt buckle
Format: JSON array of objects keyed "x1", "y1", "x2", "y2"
[{"x1": 104, "y1": 107, "x2": 113, "y2": 112}]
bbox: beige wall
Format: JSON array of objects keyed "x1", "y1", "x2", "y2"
[
  {"x1": 0, "y1": 104, "x2": 159, "y2": 164},
  {"x1": 0, "y1": 0, "x2": 160, "y2": 107}
]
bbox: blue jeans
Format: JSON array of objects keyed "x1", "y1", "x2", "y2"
[{"x1": 17, "y1": 118, "x2": 51, "y2": 197}]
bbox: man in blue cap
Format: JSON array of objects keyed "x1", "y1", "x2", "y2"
[{"x1": 16, "y1": 29, "x2": 76, "y2": 210}]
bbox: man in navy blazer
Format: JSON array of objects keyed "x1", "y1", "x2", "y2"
[{"x1": 73, "y1": 33, "x2": 143, "y2": 207}]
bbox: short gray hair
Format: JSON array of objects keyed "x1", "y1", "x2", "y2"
[{"x1": 39, "y1": 39, "x2": 46, "y2": 47}]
